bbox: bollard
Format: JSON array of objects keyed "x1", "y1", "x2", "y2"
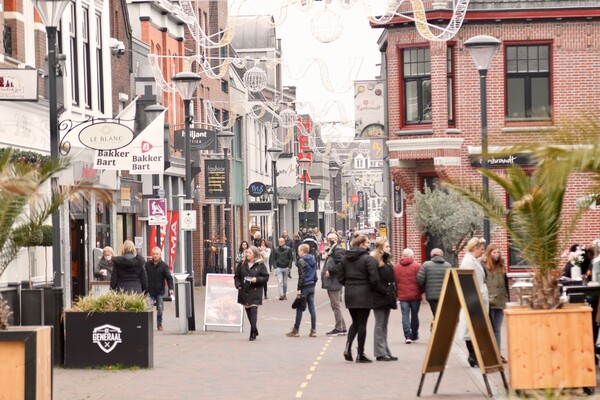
[{"x1": 173, "y1": 273, "x2": 189, "y2": 334}]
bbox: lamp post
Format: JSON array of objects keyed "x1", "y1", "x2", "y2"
[
  {"x1": 145, "y1": 104, "x2": 166, "y2": 249},
  {"x1": 32, "y1": 0, "x2": 70, "y2": 289},
  {"x1": 328, "y1": 166, "x2": 340, "y2": 232},
  {"x1": 217, "y1": 131, "x2": 235, "y2": 274},
  {"x1": 268, "y1": 147, "x2": 283, "y2": 241},
  {"x1": 172, "y1": 71, "x2": 201, "y2": 331},
  {"x1": 298, "y1": 157, "x2": 311, "y2": 229},
  {"x1": 465, "y1": 35, "x2": 501, "y2": 246}
]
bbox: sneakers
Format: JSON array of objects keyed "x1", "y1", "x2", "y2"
[
  {"x1": 286, "y1": 328, "x2": 300, "y2": 337},
  {"x1": 309, "y1": 329, "x2": 317, "y2": 337},
  {"x1": 405, "y1": 338, "x2": 412, "y2": 344},
  {"x1": 412, "y1": 335, "x2": 419, "y2": 342},
  {"x1": 326, "y1": 329, "x2": 343, "y2": 336},
  {"x1": 340, "y1": 330, "x2": 348, "y2": 335}
]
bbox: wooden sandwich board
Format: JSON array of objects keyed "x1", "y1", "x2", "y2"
[{"x1": 417, "y1": 269, "x2": 508, "y2": 397}]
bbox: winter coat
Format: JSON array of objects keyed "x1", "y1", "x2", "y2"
[
  {"x1": 459, "y1": 252, "x2": 489, "y2": 308},
  {"x1": 372, "y1": 256, "x2": 396, "y2": 309},
  {"x1": 145, "y1": 259, "x2": 174, "y2": 297},
  {"x1": 416, "y1": 255, "x2": 452, "y2": 301},
  {"x1": 338, "y1": 246, "x2": 383, "y2": 309},
  {"x1": 394, "y1": 256, "x2": 422, "y2": 301},
  {"x1": 234, "y1": 261, "x2": 269, "y2": 306},
  {"x1": 110, "y1": 253, "x2": 148, "y2": 294},
  {"x1": 272, "y1": 245, "x2": 294, "y2": 269},
  {"x1": 487, "y1": 270, "x2": 509, "y2": 309},
  {"x1": 297, "y1": 254, "x2": 318, "y2": 289},
  {"x1": 321, "y1": 244, "x2": 346, "y2": 291},
  {"x1": 94, "y1": 258, "x2": 113, "y2": 281},
  {"x1": 284, "y1": 237, "x2": 294, "y2": 250}
]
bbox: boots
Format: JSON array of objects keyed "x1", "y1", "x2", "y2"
[
  {"x1": 249, "y1": 331, "x2": 256, "y2": 341},
  {"x1": 465, "y1": 340, "x2": 478, "y2": 367},
  {"x1": 343, "y1": 342, "x2": 353, "y2": 362},
  {"x1": 286, "y1": 328, "x2": 299, "y2": 337},
  {"x1": 356, "y1": 350, "x2": 372, "y2": 363}
]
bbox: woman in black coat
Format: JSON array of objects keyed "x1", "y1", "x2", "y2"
[
  {"x1": 234, "y1": 245, "x2": 270, "y2": 341},
  {"x1": 370, "y1": 239, "x2": 397, "y2": 361},
  {"x1": 110, "y1": 240, "x2": 148, "y2": 294},
  {"x1": 338, "y1": 234, "x2": 383, "y2": 363}
]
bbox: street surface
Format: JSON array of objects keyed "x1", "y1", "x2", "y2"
[{"x1": 53, "y1": 273, "x2": 594, "y2": 399}]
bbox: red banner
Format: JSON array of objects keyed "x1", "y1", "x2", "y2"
[
  {"x1": 149, "y1": 211, "x2": 171, "y2": 256},
  {"x1": 168, "y1": 211, "x2": 179, "y2": 270}
]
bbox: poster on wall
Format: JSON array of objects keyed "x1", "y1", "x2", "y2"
[{"x1": 203, "y1": 274, "x2": 244, "y2": 332}]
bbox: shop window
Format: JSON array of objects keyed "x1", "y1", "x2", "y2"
[
  {"x1": 402, "y1": 47, "x2": 431, "y2": 125},
  {"x1": 506, "y1": 44, "x2": 551, "y2": 121}
]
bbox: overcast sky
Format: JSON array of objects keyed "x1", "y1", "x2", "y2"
[{"x1": 230, "y1": 0, "x2": 383, "y2": 131}]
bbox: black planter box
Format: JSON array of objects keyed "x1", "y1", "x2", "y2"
[{"x1": 64, "y1": 311, "x2": 153, "y2": 368}]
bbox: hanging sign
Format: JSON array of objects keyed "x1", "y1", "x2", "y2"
[
  {"x1": 148, "y1": 198, "x2": 167, "y2": 225},
  {"x1": 174, "y1": 128, "x2": 217, "y2": 151},
  {"x1": 393, "y1": 183, "x2": 403, "y2": 217},
  {"x1": 357, "y1": 191, "x2": 365, "y2": 212},
  {"x1": 129, "y1": 110, "x2": 166, "y2": 174},
  {"x1": 205, "y1": 159, "x2": 227, "y2": 199},
  {"x1": 0, "y1": 69, "x2": 38, "y2": 101},
  {"x1": 248, "y1": 182, "x2": 267, "y2": 198}
]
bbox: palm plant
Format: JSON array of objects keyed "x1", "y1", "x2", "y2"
[{"x1": 444, "y1": 137, "x2": 598, "y2": 309}]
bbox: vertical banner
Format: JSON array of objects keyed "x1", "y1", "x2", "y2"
[
  {"x1": 168, "y1": 211, "x2": 179, "y2": 270},
  {"x1": 149, "y1": 211, "x2": 171, "y2": 256},
  {"x1": 393, "y1": 183, "x2": 404, "y2": 217},
  {"x1": 357, "y1": 190, "x2": 365, "y2": 212}
]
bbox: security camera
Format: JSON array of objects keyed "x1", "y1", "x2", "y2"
[{"x1": 109, "y1": 38, "x2": 126, "y2": 57}]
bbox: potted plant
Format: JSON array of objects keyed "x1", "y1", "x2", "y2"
[
  {"x1": 63, "y1": 291, "x2": 153, "y2": 368},
  {"x1": 445, "y1": 135, "x2": 599, "y2": 391}
]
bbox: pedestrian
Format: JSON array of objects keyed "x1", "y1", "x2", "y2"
[
  {"x1": 259, "y1": 238, "x2": 271, "y2": 299},
  {"x1": 273, "y1": 237, "x2": 294, "y2": 300},
  {"x1": 282, "y1": 229, "x2": 294, "y2": 250},
  {"x1": 252, "y1": 231, "x2": 262, "y2": 247},
  {"x1": 94, "y1": 246, "x2": 115, "y2": 281},
  {"x1": 145, "y1": 247, "x2": 174, "y2": 331},
  {"x1": 394, "y1": 248, "x2": 422, "y2": 344},
  {"x1": 321, "y1": 232, "x2": 347, "y2": 336},
  {"x1": 293, "y1": 233, "x2": 303, "y2": 260},
  {"x1": 236, "y1": 241, "x2": 249, "y2": 266},
  {"x1": 484, "y1": 244, "x2": 509, "y2": 363},
  {"x1": 234, "y1": 245, "x2": 269, "y2": 341},
  {"x1": 300, "y1": 227, "x2": 308, "y2": 240},
  {"x1": 338, "y1": 234, "x2": 380, "y2": 363},
  {"x1": 336, "y1": 230, "x2": 346, "y2": 249},
  {"x1": 416, "y1": 248, "x2": 452, "y2": 324},
  {"x1": 459, "y1": 237, "x2": 488, "y2": 367},
  {"x1": 110, "y1": 240, "x2": 148, "y2": 294},
  {"x1": 286, "y1": 244, "x2": 318, "y2": 338},
  {"x1": 371, "y1": 239, "x2": 398, "y2": 361}
]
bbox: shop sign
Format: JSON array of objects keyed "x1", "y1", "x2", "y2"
[
  {"x1": 469, "y1": 154, "x2": 534, "y2": 168},
  {"x1": 174, "y1": 128, "x2": 217, "y2": 151},
  {"x1": 92, "y1": 324, "x2": 122, "y2": 354},
  {"x1": 0, "y1": 69, "x2": 38, "y2": 101},
  {"x1": 205, "y1": 159, "x2": 227, "y2": 199},
  {"x1": 80, "y1": 122, "x2": 134, "y2": 150},
  {"x1": 248, "y1": 182, "x2": 267, "y2": 197}
]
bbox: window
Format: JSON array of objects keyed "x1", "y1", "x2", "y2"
[
  {"x1": 355, "y1": 155, "x2": 365, "y2": 169},
  {"x1": 447, "y1": 46, "x2": 455, "y2": 126},
  {"x1": 69, "y1": 3, "x2": 79, "y2": 105},
  {"x1": 506, "y1": 44, "x2": 551, "y2": 121},
  {"x1": 222, "y1": 110, "x2": 229, "y2": 127},
  {"x1": 82, "y1": 7, "x2": 91, "y2": 108},
  {"x1": 95, "y1": 14, "x2": 104, "y2": 113},
  {"x1": 221, "y1": 79, "x2": 228, "y2": 93},
  {"x1": 402, "y1": 47, "x2": 431, "y2": 124}
]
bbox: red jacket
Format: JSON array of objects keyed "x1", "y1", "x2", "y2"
[{"x1": 394, "y1": 256, "x2": 423, "y2": 301}]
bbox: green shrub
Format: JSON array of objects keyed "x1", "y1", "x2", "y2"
[{"x1": 67, "y1": 291, "x2": 148, "y2": 313}]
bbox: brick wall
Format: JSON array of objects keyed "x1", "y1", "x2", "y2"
[{"x1": 109, "y1": 0, "x2": 133, "y2": 116}]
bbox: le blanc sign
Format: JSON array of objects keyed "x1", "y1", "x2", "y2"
[{"x1": 79, "y1": 122, "x2": 134, "y2": 150}]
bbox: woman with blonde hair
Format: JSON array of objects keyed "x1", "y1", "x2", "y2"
[
  {"x1": 459, "y1": 236, "x2": 488, "y2": 367},
  {"x1": 110, "y1": 240, "x2": 148, "y2": 294},
  {"x1": 94, "y1": 246, "x2": 115, "y2": 281},
  {"x1": 370, "y1": 238, "x2": 397, "y2": 361},
  {"x1": 485, "y1": 244, "x2": 509, "y2": 363}
]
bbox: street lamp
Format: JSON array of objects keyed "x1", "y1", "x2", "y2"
[
  {"x1": 172, "y1": 71, "x2": 201, "y2": 331},
  {"x1": 329, "y1": 166, "x2": 340, "y2": 232},
  {"x1": 465, "y1": 35, "x2": 501, "y2": 246},
  {"x1": 32, "y1": 0, "x2": 69, "y2": 289},
  {"x1": 298, "y1": 157, "x2": 312, "y2": 230},
  {"x1": 217, "y1": 131, "x2": 235, "y2": 274},
  {"x1": 268, "y1": 147, "x2": 283, "y2": 241},
  {"x1": 145, "y1": 104, "x2": 166, "y2": 248}
]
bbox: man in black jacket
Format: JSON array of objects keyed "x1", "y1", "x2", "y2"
[
  {"x1": 273, "y1": 238, "x2": 294, "y2": 300},
  {"x1": 145, "y1": 247, "x2": 174, "y2": 331},
  {"x1": 322, "y1": 232, "x2": 347, "y2": 336}
]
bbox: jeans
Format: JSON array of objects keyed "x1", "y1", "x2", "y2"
[
  {"x1": 489, "y1": 307, "x2": 504, "y2": 353},
  {"x1": 294, "y1": 285, "x2": 316, "y2": 331},
  {"x1": 275, "y1": 267, "x2": 290, "y2": 297},
  {"x1": 328, "y1": 290, "x2": 346, "y2": 331},
  {"x1": 400, "y1": 300, "x2": 421, "y2": 339},
  {"x1": 149, "y1": 294, "x2": 165, "y2": 325}
]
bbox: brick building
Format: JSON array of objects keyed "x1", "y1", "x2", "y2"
[{"x1": 376, "y1": 0, "x2": 600, "y2": 267}]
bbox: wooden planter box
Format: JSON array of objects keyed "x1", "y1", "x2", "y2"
[
  {"x1": 64, "y1": 311, "x2": 153, "y2": 368},
  {"x1": 0, "y1": 326, "x2": 52, "y2": 400},
  {"x1": 505, "y1": 304, "x2": 596, "y2": 390}
]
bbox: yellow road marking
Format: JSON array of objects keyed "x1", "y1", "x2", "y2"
[
  {"x1": 301, "y1": 382, "x2": 308, "y2": 388},
  {"x1": 310, "y1": 366, "x2": 316, "y2": 371},
  {"x1": 306, "y1": 374, "x2": 312, "y2": 380},
  {"x1": 296, "y1": 391, "x2": 303, "y2": 398}
]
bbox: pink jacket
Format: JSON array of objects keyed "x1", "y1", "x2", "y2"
[{"x1": 394, "y1": 256, "x2": 423, "y2": 301}]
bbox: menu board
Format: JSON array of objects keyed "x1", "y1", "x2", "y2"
[
  {"x1": 205, "y1": 159, "x2": 226, "y2": 199},
  {"x1": 203, "y1": 274, "x2": 243, "y2": 331}
]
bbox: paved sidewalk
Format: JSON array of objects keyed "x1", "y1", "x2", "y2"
[{"x1": 52, "y1": 273, "x2": 585, "y2": 399}]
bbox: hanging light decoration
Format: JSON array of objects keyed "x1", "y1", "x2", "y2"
[
  {"x1": 279, "y1": 108, "x2": 298, "y2": 129},
  {"x1": 310, "y1": 8, "x2": 344, "y2": 44},
  {"x1": 243, "y1": 66, "x2": 268, "y2": 92}
]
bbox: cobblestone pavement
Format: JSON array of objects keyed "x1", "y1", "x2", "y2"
[{"x1": 53, "y1": 273, "x2": 598, "y2": 399}]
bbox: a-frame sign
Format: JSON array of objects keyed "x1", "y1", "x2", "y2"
[{"x1": 417, "y1": 269, "x2": 509, "y2": 397}]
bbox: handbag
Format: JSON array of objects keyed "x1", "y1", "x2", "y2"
[
  {"x1": 291, "y1": 295, "x2": 307, "y2": 311},
  {"x1": 386, "y1": 283, "x2": 398, "y2": 310}
]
